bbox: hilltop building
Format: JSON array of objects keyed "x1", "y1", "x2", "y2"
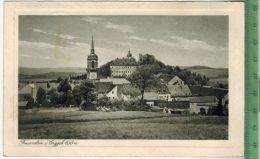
[
  {"x1": 86, "y1": 36, "x2": 98, "y2": 80},
  {"x1": 110, "y1": 50, "x2": 137, "y2": 77}
]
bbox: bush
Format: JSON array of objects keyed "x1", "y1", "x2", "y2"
[
  {"x1": 36, "y1": 87, "x2": 46, "y2": 105},
  {"x1": 23, "y1": 95, "x2": 35, "y2": 109}
]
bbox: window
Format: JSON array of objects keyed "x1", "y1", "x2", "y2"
[
  {"x1": 112, "y1": 91, "x2": 114, "y2": 94},
  {"x1": 92, "y1": 61, "x2": 95, "y2": 68}
]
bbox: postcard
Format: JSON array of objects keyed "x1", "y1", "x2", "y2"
[{"x1": 4, "y1": 1, "x2": 244, "y2": 157}]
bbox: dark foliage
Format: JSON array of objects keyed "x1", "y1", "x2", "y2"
[
  {"x1": 79, "y1": 80, "x2": 97, "y2": 110},
  {"x1": 98, "y1": 61, "x2": 113, "y2": 78},
  {"x1": 36, "y1": 87, "x2": 46, "y2": 105}
]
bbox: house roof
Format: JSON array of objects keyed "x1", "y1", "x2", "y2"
[
  {"x1": 168, "y1": 76, "x2": 184, "y2": 85},
  {"x1": 157, "y1": 84, "x2": 170, "y2": 94},
  {"x1": 117, "y1": 84, "x2": 140, "y2": 97},
  {"x1": 99, "y1": 78, "x2": 130, "y2": 85},
  {"x1": 142, "y1": 92, "x2": 159, "y2": 101},
  {"x1": 95, "y1": 82, "x2": 115, "y2": 94},
  {"x1": 189, "y1": 85, "x2": 228, "y2": 98},
  {"x1": 19, "y1": 84, "x2": 34, "y2": 95},
  {"x1": 166, "y1": 85, "x2": 191, "y2": 97},
  {"x1": 110, "y1": 57, "x2": 137, "y2": 66},
  {"x1": 189, "y1": 96, "x2": 218, "y2": 103}
]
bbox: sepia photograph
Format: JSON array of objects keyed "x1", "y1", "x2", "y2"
[
  {"x1": 18, "y1": 15, "x2": 229, "y2": 140},
  {"x1": 3, "y1": 2, "x2": 245, "y2": 157}
]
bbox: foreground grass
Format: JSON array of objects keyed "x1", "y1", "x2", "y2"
[{"x1": 19, "y1": 108, "x2": 228, "y2": 140}]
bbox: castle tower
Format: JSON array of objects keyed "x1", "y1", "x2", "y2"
[
  {"x1": 86, "y1": 36, "x2": 98, "y2": 80},
  {"x1": 127, "y1": 49, "x2": 132, "y2": 58}
]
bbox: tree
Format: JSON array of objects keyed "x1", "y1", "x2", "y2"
[
  {"x1": 66, "y1": 90, "x2": 74, "y2": 106},
  {"x1": 98, "y1": 61, "x2": 112, "y2": 78},
  {"x1": 216, "y1": 97, "x2": 224, "y2": 116},
  {"x1": 56, "y1": 78, "x2": 72, "y2": 105},
  {"x1": 57, "y1": 77, "x2": 63, "y2": 83},
  {"x1": 23, "y1": 95, "x2": 35, "y2": 108},
  {"x1": 72, "y1": 85, "x2": 82, "y2": 106},
  {"x1": 128, "y1": 65, "x2": 157, "y2": 107},
  {"x1": 57, "y1": 78, "x2": 72, "y2": 93},
  {"x1": 79, "y1": 81, "x2": 96, "y2": 110},
  {"x1": 97, "y1": 96, "x2": 110, "y2": 107},
  {"x1": 47, "y1": 88, "x2": 59, "y2": 105},
  {"x1": 36, "y1": 87, "x2": 46, "y2": 105}
]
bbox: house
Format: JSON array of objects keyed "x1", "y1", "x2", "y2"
[
  {"x1": 167, "y1": 76, "x2": 185, "y2": 85},
  {"x1": 95, "y1": 82, "x2": 115, "y2": 99},
  {"x1": 110, "y1": 50, "x2": 138, "y2": 77},
  {"x1": 158, "y1": 101, "x2": 190, "y2": 114},
  {"x1": 99, "y1": 77, "x2": 131, "y2": 85},
  {"x1": 189, "y1": 96, "x2": 218, "y2": 115},
  {"x1": 19, "y1": 83, "x2": 37, "y2": 101},
  {"x1": 166, "y1": 84, "x2": 192, "y2": 98},
  {"x1": 157, "y1": 85, "x2": 172, "y2": 101},
  {"x1": 142, "y1": 92, "x2": 160, "y2": 106},
  {"x1": 105, "y1": 84, "x2": 139, "y2": 101},
  {"x1": 19, "y1": 82, "x2": 59, "y2": 102}
]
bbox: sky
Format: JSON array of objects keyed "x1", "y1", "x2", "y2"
[{"x1": 19, "y1": 15, "x2": 228, "y2": 68}]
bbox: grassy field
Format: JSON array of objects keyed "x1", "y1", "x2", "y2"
[{"x1": 19, "y1": 108, "x2": 228, "y2": 140}]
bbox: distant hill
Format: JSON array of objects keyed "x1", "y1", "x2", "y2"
[
  {"x1": 185, "y1": 66, "x2": 228, "y2": 79},
  {"x1": 184, "y1": 66, "x2": 228, "y2": 87},
  {"x1": 19, "y1": 67, "x2": 85, "y2": 75},
  {"x1": 181, "y1": 66, "x2": 213, "y2": 70}
]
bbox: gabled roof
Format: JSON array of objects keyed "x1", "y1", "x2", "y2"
[
  {"x1": 157, "y1": 84, "x2": 170, "y2": 94},
  {"x1": 142, "y1": 92, "x2": 159, "y2": 101},
  {"x1": 95, "y1": 82, "x2": 115, "y2": 94},
  {"x1": 189, "y1": 96, "x2": 218, "y2": 103},
  {"x1": 168, "y1": 76, "x2": 184, "y2": 85},
  {"x1": 166, "y1": 85, "x2": 191, "y2": 97},
  {"x1": 117, "y1": 84, "x2": 140, "y2": 97},
  {"x1": 99, "y1": 78, "x2": 130, "y2": 85},
  {"x1": 110, "y1": 57, "x2": 137, "y2": 66},
  {"x1": 19, "y1": 84, "x2": 34, "y2": 95}
]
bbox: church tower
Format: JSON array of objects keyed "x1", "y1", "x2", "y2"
[{"x1": 86, "y1": 36, "x2": 98, "y2": 80}]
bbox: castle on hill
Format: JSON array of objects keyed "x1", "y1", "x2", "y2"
[{"x1": 86, "y1": 36, "x2": 137, "y2": 79}]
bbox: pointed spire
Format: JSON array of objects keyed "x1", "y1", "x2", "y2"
[
  {"x1": 90, "y1": 35, "x2": 95, "y2": 54},
  {"x1": 91, "y1": 35, "x2": 94, "y2": 50}
]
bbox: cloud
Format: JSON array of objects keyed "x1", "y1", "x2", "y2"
[
  {"x1": 150, "y1": 36, "x2": 225, "y2": 52},
  {"x1": 19, "y1": 40, "x2": 55, "y2": 48},
  {"x1": 126, "y1": 35, "x2": 146, "y2": 41},
  {"x1": 20, "y1": 54, "x2": 51, "y2": 60},
  {"x1": 170, "y1": 36, "x2": 219, "y2": 51},
  {"x1": 81, "y1": 16, "x2": 135, "y2": 33},
  {"x1": 104, "y1": 22, "x2": 134, "y2": 33},
  {"x1": 32, "y1": 28, "x2": 77, "y2": 40}
]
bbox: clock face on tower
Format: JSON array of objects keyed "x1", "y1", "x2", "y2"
[{"x1": 89, "y1": 72, "x2": 97, "y2": 80}]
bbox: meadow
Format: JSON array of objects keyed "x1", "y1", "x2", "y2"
[{"x1": 19, "y1": 108, "x2": 228, "y2": 140}]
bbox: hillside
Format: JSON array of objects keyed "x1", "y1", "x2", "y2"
[
  {"x1": 185, "y1": 66, "x2": 228, "y2": 87},
  {"x1": 186, "y1": 67, "x2": 228, "y2": 79}
]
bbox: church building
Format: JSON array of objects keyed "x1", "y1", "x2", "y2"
[
  {"x1": 110, "y1": 50, "x2": 137, "y2": 77},
  {"x1": 86, "y1": 36, "x2": 98, "y2": 80}
]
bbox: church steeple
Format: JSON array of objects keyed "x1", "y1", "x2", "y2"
[
  {"x1": 87, "y1": 35, "x2": 98, "y2": 80},
  {"x1": 91, "y1": 35, "x2": 95, "y2": 54}
]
